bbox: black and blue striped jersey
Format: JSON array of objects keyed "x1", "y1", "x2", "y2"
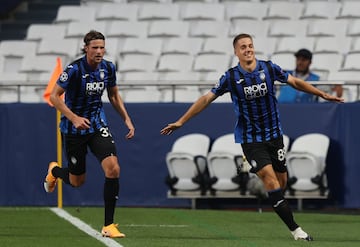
[
  {"x1": 211, "y1": 60, "x2": 289, "y2": 144},
  {"x1": 57, "y1": 55, "x2": 117, "y2": 135}
]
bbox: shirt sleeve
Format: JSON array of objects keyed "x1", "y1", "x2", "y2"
[
  {"x1": 271, "y1": 61, "x2": 289, "y2": 84},
  {"x1": 57, "y1": 64, "x2": 78, "y2": 90},
  {"x1": 107, "y1": 62, "x2": 117, "y2": 87},
  {"x1": 211, "y1": 72, "x2": 230, "y2": 96}
]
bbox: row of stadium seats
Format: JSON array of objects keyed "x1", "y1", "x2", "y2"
[
  {"x1": 1, "y1": 0, "x2": 360, "y2": 103},
  {"x1": 2, "y1": 41, "x2": 360, "y2": 82},
  {"x1": 75, "y1": 1, "x2": 360, "y2": 22}
]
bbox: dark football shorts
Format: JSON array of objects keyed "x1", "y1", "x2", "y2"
[
  {"x1": 241, "y1": 136, "x2": 287, "y2": 173},
  {"x1": 62, "y1": 127, "x2": 117, "y2": 175}
]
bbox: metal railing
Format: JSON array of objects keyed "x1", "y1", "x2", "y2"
[{"x1": 1, "y1": 80, "x2": 360, "y2": 103}]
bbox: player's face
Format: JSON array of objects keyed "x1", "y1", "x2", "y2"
[
  {"x1": 84, "y1": 39, "x2": 105, "y2": 67},
  {"x1": 234, "y1": 37, "x2": 255, "y2": 63}
]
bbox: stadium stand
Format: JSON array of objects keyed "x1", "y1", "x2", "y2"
[{"x1": 0, "y1": 0, "x2": 360, "y2": 103}]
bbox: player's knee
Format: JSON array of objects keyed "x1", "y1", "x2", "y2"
[
  {"x1": 69, "y1": 176, "x2": 85, "y2": 187},
  {"x1": 105, "y1": 164, "x2": 120, "y2": 178}
]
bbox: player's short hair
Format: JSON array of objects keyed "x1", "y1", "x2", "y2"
[
  {"x1": 233, "y1": 33, "x2": 253, "y2": 48},
  {"x1": 82, "y1": 30, "x2": 105, "y2": 54}
]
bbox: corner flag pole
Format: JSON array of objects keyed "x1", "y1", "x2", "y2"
[
  {"x1": 56, "y1": 110, "x2": 63, "y2": 208},
  {"x1": 43, "y1": 57, "x2": 64, "y2": 208}
]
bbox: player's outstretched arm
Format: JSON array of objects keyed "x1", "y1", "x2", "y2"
[
  {"x1": 160, "y1": 92, "x2": 217, "y2": 135},
  {"x1": 287, "y1": 74, "x2": 344, "y2": 103}
]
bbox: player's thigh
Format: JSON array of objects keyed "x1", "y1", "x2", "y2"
[
  {"x1": 88, "y1": 128, "x2": 119, "y2": 176},
  {"x1": 89, "y1": 127, "x2": 117, "y2": 161},
  {"x1": 269, "y1": 137, "x2": 287, "y2": 173},
  {"x1": 62, "y1": 134, "x2": 87, "y2": 176},
  {"x1": 241, "y1": 142, "x2": 272, "y2": 173}
]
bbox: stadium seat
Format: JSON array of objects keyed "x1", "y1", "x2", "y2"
[
  {"x1": 148, "y1": 20, "x2": 190, "y2": 38},
  {"x1": 348, "y1": 37, "x2": 360, "y2": 54},
  {"x1": 286, "y1": 133, "x2": 330, "y2": 195},
  {"x1": 252, "y1": 37, "x2": 277, "y2": 58},
  {"x1": 337, "y1": 1, "x2": 360, "y2": 19},
  {"x1": 20, "y1": 55, "x2": 60, "y2": 81},
  {"x1": 120, "y1": 71, "x2": 160, "y2": 82},
  {"x1": 120, "y1": 38, "x2": 163, "y2": 56},
  {"x1": 65, "y1": 21, "x2": 107, "y2": 39},
  {"x1": 189, "y1": 21, "x2": 230, "y2": 38},
  {"x1": 310, "y1": 53, "x2": 344, "y2": 78},
  {"x1": 165, "y1": 133, "x2": 211, "y2": 195},
  {"x1": 270, "y1": 53, "x2": 295, "y2": 71},
  {"x1": 54, "y1": 6, "x2": 97, "y2": 24},
  {"x1": 268, "y1": 20, "x2": 308, "y2": 38},
  {"x1": 0, "y1": 40, "x2": 38, "y2": 73},
  {"x1": 37, "y1": 38, "x2": 79, "y2": 62},
  {"x1": 157, "y1": 71, "x2": 201, "y2": 102},
  {"x1": 107, "y1": 21, "x2": 149, "y2": 38},
  {"x1": 173, "y1": 86, "x2": 202, "y2": 103},
  {"x1": 307, "y1": 20, "x2": 348, "y2": 37},
  {"x1": 263, "y1": 2, "x2": 304, "y2": 21},
  {"x1": 193, "y1": 54, "x2": 231, "y2": 73},
  {"x1": 273, "y1": 37, "x2": 315, "y2": 55},
  {"x1": 96, "y1": 3, "x2": 139, "y2": 21},
  {"x1": 157, "y1": 54, "x2": 194, "y2": 72},
  {"x1": 225, "y1": 2, "x2": 268, "y2": 21},
  {"x1": 346, "y1": 20, "x2": 360, "y2": 37},
  {"x1": 138, "y1": 3, "x2": 180, "y2": 21},
  {"x1": 0, "y1": 72, "x2": 27, "y2": 85},
  {"x1": 26, "y1": 24, "x2": 67, "y2": 41},
  {"x1": 180, "y1": 3, "x2": 225, "y2": 21},
  {"x1": 82, "y1": 0, "x2": 123, "y2": 6},
  {"x1": 0, "y1": 86, "x2": 19, "y2": 103},
  {"x1": 342, "y1": 53, "x2": 360, "y2": 71},
  {"x1": 117, "y1": 54, "x2": 158, "y2": 73},
  {"x1": 122, "y1": 86, "x2": 162, "y2": 103},
  {"x1": 19, "y1": 86, "x2": 45, "y2": 103},
  {"x1": 206, "y1": 133, "x2": 249, "y2": 194},
  {"x1": 103, "y1": 37, "x2": 121, "y2": 61},
  {"x1": 161, "y1": 38, "x2": 203, "y2": 55},
  {"x1": 200, "y1": 38, "x2": 233, "y2": 55},
  {"x1": 229, "y1": 20, "x2": 269, "y2": 39},
  {"x1": 313, "y1": 37, "x2": 352, "y2": 55},
  {"x1": 301, "y1": 1, "x2": 341, "y2": 20},
  {"x1": 158, "y1": 71, "x2": 201, "y2": 82}
]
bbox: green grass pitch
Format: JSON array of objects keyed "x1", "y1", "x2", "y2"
[{"x1": 0, "y1": 207, "x2": 359, "y2": 247}]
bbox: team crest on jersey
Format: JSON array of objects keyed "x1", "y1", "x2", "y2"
[
  {"x1": 259, "y1": 71, "x2": 266, "y2": 82},
  {"x1": 59, "y1": 72, "x2": 68, "y2": 82},
  {"x1": 99, "y1": 70, "x2": 105, "y2": 80}
]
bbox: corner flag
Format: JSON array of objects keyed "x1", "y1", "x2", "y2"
[
  {"x1": 43, "y1": 57, "x2": 64, "y2": 208},
  {"x1": 43, "y1": 57, "x2": 63, "y2": 106}
]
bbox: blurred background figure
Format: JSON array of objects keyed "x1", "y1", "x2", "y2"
[{"x1": 277, "y1": 49, "x2": 342, "y2": 103}]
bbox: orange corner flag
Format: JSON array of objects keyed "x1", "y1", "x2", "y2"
[{"x1": 43, "y1": 57, "x2": 63, "y2": 106}]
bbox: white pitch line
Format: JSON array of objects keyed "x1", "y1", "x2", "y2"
[{"x1": 50, "y1": 207, "x2": 123, "y2": 247}]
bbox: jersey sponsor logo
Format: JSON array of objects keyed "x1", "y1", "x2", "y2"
[
  {"x1": 86, "y1": 81, "x2": 104, "y2": 95},
  {"x1": 243, "y1": 82, "x2": 268, "y2": 100}
]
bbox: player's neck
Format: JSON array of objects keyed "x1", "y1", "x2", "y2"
[{"x1": 239, "y1": 59, "x2": 256, "y2": 73}]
